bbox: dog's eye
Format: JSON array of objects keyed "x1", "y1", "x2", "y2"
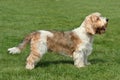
[{"x1": 96, "y1": 17, "x2": 99, "y2": 21}]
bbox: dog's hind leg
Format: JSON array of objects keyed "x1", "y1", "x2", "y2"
[
  {"x1": 25, "y1": 32, "x2": 47, "y2": 70},
  {"x1": 26, "y1": 51, "x2": 41, "y2": 70}
]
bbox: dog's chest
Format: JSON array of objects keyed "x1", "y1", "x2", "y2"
[
  {"x1": 79, "y1": 41, "x2": 93, "y2": 51},
  {"x1": 77, "y1": 35, "x2": 93, "y2": 55}
]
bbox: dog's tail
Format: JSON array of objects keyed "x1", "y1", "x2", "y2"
[{"x1": 8, "y1": 32, "x2": 35, "y2": 54}]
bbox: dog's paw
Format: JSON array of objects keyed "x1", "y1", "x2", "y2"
[
  {"x1": 8, "y1": 47, "x2": 21, "y2": 54},
  {"x1": 86, "y1": 62, "x2": 91, "y2": 65},
  {"x1": 74, "y1": 63, "x2": 86, "y2": 68},
  {"x1": 26, "y1": 63, "x2": 35, "y2": 70},
  {"x1": 76, "y1": 64, "x2": 85, "y2": 68}
]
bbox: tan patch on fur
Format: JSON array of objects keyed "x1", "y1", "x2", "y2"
[
  {"x1": 47, "y1": 31, "x2": 81, "y2": 56},
  {"x1": 17, "y1": 32, "x2": 37, "y2": 50},
  {"x1": 26, "y1": 32, "x2": 41, "y2": 69}
]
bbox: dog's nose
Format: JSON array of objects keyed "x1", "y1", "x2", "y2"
[{"x1": 106, "y1": 18, "x2": 109, "y2": 22}]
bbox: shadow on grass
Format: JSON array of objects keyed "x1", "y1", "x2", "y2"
[
  {"x1": 36, "y1": 58, "x2": 106, "y2": 68},
  {"x1": 90, "y1": 58, "x2": 106, "y2": 64},
  {"x1": 36, "y1": 60, "x2": 73, "y2": 68}
]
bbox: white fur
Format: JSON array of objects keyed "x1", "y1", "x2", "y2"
[
  {"x1": 8, "y1": 47, "x2": 21, "y2": 54},
  {"x1": 37, "y1": 30, "x2": 53, "y2": 56},
  {"x1": 72, "y1": 22, "x2": 93, "y2": 67},
  {"x1": 100, "y1": 17, "x2": 107, "y2": 26},
  {"x1": 73, "y1": 51, "x2": 85, "y2": 67}
]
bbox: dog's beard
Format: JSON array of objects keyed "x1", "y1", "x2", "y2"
[{"x1": 96, "y1": 26, "x2": 107, "y2": 34}]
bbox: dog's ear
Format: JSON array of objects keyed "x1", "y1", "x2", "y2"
[{"x1": 84, "y1": 15, "x2": 96, "y2": 35}]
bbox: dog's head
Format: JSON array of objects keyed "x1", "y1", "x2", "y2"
[{"x1": 84, "y1": 12, "x2": 109, "y2": 35}]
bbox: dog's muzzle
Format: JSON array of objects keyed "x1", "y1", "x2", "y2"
[{"x1": 96, "y1": 18, "x2": 109, "y2": 34}]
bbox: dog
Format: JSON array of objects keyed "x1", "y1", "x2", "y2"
[{"x1": 8, "y1": 12, "x2": 109, "y2": 70}]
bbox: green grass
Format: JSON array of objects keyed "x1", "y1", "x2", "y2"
[{"x1": 0, "y1": 0, "x2": 120, "y2": 80}]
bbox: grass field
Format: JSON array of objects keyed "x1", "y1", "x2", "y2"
[{"x1": 0, "y1": 0, "x2": 120, "y2": 80}]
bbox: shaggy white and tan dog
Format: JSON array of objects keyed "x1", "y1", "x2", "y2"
[{"x1": 8, "y1": 12, "x2": 108, "y2": 70}]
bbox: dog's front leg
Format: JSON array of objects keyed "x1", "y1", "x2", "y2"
[
  {"x1": 73, "y1": 50, "x2": 86, "y2": 68},
  {"x1": 84, "y1": 50, "x2": 92, "y2": 66}
]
